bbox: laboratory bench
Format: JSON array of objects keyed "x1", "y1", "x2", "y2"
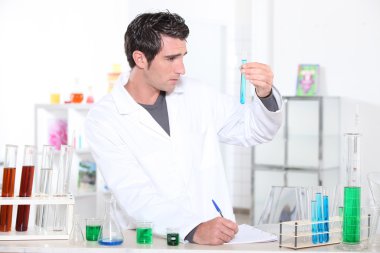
[{"x1": 0, "y1": 229, "x2": 379, "y2": 253}]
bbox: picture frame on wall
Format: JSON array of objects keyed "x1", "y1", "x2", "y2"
[{"x1": 296, "y1": 64, "x2": 320, "y2": 96}]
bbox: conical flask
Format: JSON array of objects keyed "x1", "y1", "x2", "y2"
[
  {"x1": 69, "y1": 214, "x2": 85, "y2": 245},
  {"x1": 98, "y1": 196, "x2": 124, "y2": 246}
]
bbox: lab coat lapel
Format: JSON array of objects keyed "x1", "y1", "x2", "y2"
[
  {"x1": 137, "y1": 109, "x2": 170, "y2": 140},
  {"x1": 112, "y1": 81, "x2": 170, "y2": 140}
]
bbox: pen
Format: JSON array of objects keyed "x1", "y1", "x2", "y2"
[{"x1": 212, "y1": 199, "x2": 224, "y2": 218}]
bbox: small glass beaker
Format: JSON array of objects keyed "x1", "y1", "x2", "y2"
[
  {"x1": 136, "y1": 221, "x2": 153, "y2": 245},
  {"x1": 166, "y1": 227, "x2": 179, "y2": 246},
  {"x1": 85, "y1": 218, "x2": 102, "y2": 241}
]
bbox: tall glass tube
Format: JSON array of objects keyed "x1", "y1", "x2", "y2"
[
  {"x1": 35, "y1": 145, "x2": 54, "y2": 229},
  {"x1": 0, "y1": 144, "x2": 18, "y2": 232},
  {"x1": 342, "y1": 133, "x2": 361, "y2": 244},
  {"x1": 53, "y1": 145, "x2": 73, "y2": 231},
  {"x1": 55, "y1": 145, "x2": 73, "y2": 196},
  {"x1": 15, "y1": 145, "x2": 36, "y2": 231}
]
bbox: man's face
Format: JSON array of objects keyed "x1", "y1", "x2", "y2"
[{"x1": 143, "y1": 35, "x2": 187, "y2": 93}]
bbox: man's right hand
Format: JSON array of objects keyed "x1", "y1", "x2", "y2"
[{"x1": 192, "y1": 217, "x2": 239, "y2": 245}]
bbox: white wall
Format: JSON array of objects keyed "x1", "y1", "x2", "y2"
[
  {"x1": 272, "y1": 0, "x2": 380, "y2": 205},
  {"x1": 273, "y1": 0, "x2": 380, "y2": 103}
]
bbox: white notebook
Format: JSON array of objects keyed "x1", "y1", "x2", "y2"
[{"x1": 225, "y1": 224, "x2": 278, "y2": 244}]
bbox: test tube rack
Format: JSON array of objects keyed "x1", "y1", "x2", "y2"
[
  {"x1": 0, "y1": 194, "x2": 74, "y2": 240},
  {"x1": 279, "y1": 215, "x2": 371, "y2": 250}
]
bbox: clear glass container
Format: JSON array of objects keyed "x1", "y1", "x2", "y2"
[
  {"x1": 341, "y1": 133, "x2": 363, "y2": 249},
  {"x1": 53, "y1": 145, "x2": 74, "y2": 231},
  {"x1": 55, "y1": 145, "x2": 73, "y2": 196},
  {"x1": 69, "y1": 214, "x2": 85, "y2": 245},
  {"x1": 35, "y1": 145, "x2": 54, "y2": 229},
  {"x1": 98, "y1": 196, "x2": 124, "y2": 246},
  {"x1": 16, "y1": 145, "x2": 36, "y2": 231},
  {"x1": 0, "y1": 144, "x2": 18, "y2": 232}
]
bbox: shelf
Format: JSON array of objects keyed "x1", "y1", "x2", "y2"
[
  {"x1": 34, "y1": 103, "x2": 92, "y2": 110},
  {"x1": 0, "y1": 194, "x2": 75, "y2": 205},
  {"x1": 34, "y1": 103, "x2": 102, "y2": 219},
  {"x1": 251, "y1": 96, "x2": 341, "y2": 224}
]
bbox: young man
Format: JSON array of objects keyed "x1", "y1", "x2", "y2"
[{"x1": 85, "y1": 11, "x2": 283, "y2": 245}]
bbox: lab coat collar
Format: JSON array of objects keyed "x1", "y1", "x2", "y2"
[{"x1": 111, "y1": 73, "x2": 185, "y2": 115}]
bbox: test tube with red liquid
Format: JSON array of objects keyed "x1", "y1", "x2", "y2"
[
  {"x1": 0, "y1": 144, "x2": 18, "y2": 232},
  {"x1": 15, "y1": 145, "x2": 36, "y2": 231}
]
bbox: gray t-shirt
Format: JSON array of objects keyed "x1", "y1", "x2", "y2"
[{"x1": 139, "y1": 91, "x2": 170, "y2": 136}]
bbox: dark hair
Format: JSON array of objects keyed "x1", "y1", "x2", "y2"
[{"x1": 124, "y1": 11, "x2": 189, "y2": 68}]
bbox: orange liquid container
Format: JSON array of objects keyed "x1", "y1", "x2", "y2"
[
  {"x1": 0, "y1": 144, "x2": 18, "y2": 232},
  {"x1": 0, "y1": 167, "x2": 16, "y2": 232},
  {"x1": 70, "y1": 93, "x2": 84, "y2": 103}
]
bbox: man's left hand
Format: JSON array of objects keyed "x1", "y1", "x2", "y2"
[{"x1": 241, "y1": 62, "x2": 273, "y2": 98}]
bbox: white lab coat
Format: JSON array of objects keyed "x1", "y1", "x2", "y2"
[{"x1": 85, "y1": 75, "x2": 283, "y2": 241}]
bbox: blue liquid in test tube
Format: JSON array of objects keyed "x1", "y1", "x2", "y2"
[
  {"x1": 240, "y1": 59, "x2": 247, "y2": 104},
  {"x1": 316, "y1": 193, "x2": 325, "y2": 243},
  {"x1": 323, "y1": 195, "x2": 329, "y2": 242},
  {"x1": 311, "y1": 200, "x2": 318, "y2": 244}
]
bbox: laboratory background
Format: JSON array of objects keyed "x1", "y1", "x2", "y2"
[{"x1": 0, "y1": 0, "x2": 379, "y2": 238}]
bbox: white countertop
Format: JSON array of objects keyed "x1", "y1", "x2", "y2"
[{"x1": 0, "y1": 230, "x2": 379, "y2": 253}]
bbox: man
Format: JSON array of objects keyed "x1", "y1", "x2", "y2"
[{"x1": 85, "y1": 11, "x2": 283, "y2": 245}]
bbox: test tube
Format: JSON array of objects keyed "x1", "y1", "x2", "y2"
[
  {"x1": 15, "y1": 145, "x2": 36, "y2": 231},
  {"x1": 53, "y1": 145, "x2": 74, "y2": 231},
  {"x1": 35, "y1": 145, "x2": 54, "y2": 229},
  {"x1": 0, "y1": 144, "x2": 18, "y2": 232},
  {"x1": 240, "y1": 59, "x2": 247, "y2": 104},
  {"x1": 311, "y1": 200, "x2": 318, "y2": 244},
  {"x1": 322, "y1": 190, "x2": 330, "y2": 243},
  {"x1": 343, "y1": 133, "x2": 361, "y2": 244},
  {"x1": 316, "y1": 192, "x2": 324, "y2": 243}
]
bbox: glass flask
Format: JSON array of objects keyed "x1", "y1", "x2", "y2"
[
  {"x1": 69, "y1": 214, "x2": 85, "y2": 245},
  {"x1": 16, "y1": 145, "x2": 36, "y2": 231},
  {"x1": 53, "y1": 145, "x2": 74, "y2": 231},
  {"x1": 98, "y1": 196, "x2": 124, "y2": 246},
  {"x1": 35, "y1": 145, "x2": 54, "y2": 229},
  {"x1": 0, "y1": 144, "x2": 18, "y2": 232}
]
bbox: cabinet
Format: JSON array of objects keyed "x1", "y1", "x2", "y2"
[
  {"x1": 251, "y1": 96, "x2": 341, "y2": 224},
  {"x1": 34, "y1": 104, "x2": 104, "y2": 219}
]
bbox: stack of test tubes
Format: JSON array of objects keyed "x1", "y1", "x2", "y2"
[
  {"x1": 311, "y1": 187, "x2": 330, "y2": 245},
  {"x1": 279, "y1": 186, "x2": 344, "y2": 249}
]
